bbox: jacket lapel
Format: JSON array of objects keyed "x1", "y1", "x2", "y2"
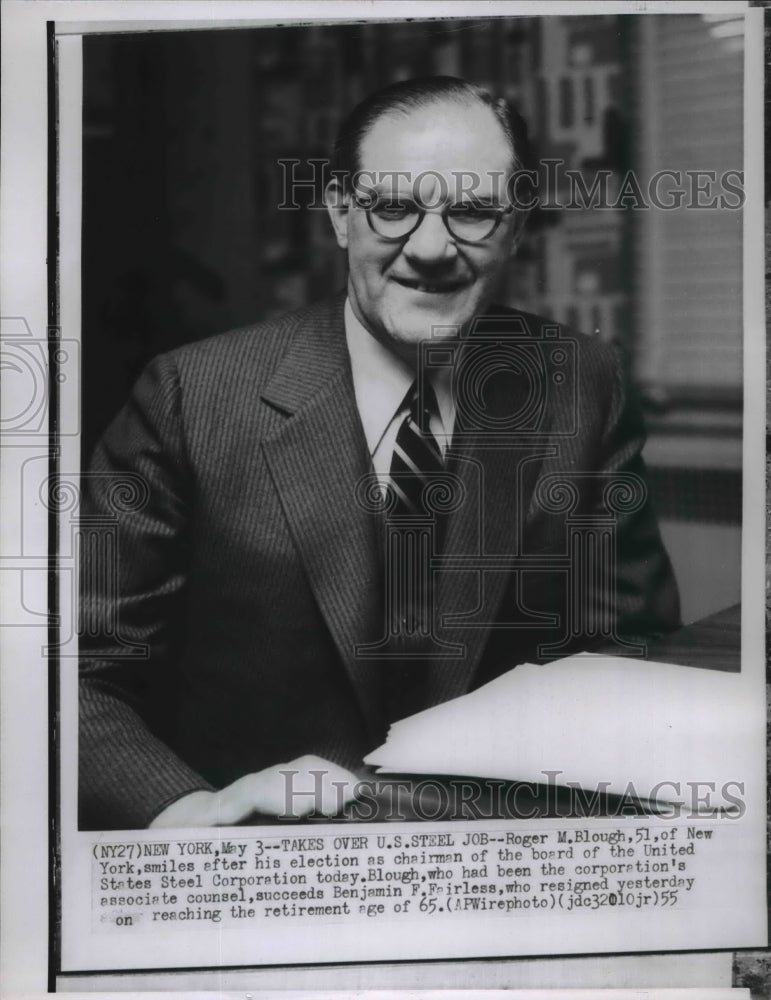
[
  {"x1": 260, "y1": 298, "x2": 386, "y2": 740},
  {"x1": 427, "y1": 325, "x2": 555, "y2": 705}
]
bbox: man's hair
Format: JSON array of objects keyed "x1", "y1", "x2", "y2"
[{"x1": 330, "y1": 75, "x2": 533, "y2": 193}]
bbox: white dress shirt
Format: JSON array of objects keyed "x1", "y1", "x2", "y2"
[{"x1": 344, "y1": 298, "x2": 456, "y2": 478}]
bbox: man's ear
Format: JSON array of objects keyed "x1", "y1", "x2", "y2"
[{"x1": 324, "y1": 179, "x2": 350, "y2": 250}]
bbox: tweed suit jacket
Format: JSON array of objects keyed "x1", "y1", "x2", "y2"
[{"x1": 79, "y1": 295, "x2": 680, "y2": 829}]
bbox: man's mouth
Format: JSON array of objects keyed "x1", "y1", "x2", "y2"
[{"x1": 392, "y1": 277, "x2": 466, "y2": 294}]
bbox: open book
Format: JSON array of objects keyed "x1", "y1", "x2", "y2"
[{"x1": 364, "y1": 654, "x2": 755, "y2": 812}]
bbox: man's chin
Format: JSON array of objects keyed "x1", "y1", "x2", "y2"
[
  {"x1": 380, "y1": 325, "x2": 461, "y2": 359},
  {"x1": 385, "y1": 310, "x2": 472, "y2": 346}
]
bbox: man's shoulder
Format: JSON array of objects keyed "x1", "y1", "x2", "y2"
[
  {"x1": 164, "y1": 296, "x2": 345, "y2": 382},
  {"x1": 483, "y1": 304, "x2": 621, "y2": 375}
]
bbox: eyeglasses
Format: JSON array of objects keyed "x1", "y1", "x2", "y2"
[{"x1": 353, "y1": 194, "x2": 515, "y2": 244}]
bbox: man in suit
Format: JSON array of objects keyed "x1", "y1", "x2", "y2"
[{"x1": 79, "y1": 77, "x2": 680, "y2": 830}]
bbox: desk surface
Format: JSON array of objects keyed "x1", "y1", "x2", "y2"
[{"x1": 644, "y1": 603, "x2": 740, "y2": 672}]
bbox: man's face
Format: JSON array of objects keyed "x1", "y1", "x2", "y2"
[{"x1": 326, "y1": 101, "x2": 518, "y2": 361}]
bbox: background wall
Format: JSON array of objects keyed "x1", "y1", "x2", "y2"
[{"x1": 81, "y1": 14, "x2": 745, "y2": 624}]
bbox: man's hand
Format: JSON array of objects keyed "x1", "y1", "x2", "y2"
[{"x1": 148, "y1": 755, "x2": 360, "y2": 828}]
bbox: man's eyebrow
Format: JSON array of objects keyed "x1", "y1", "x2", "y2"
[
  {"x1": 448, "y1": 196, "x2": 503, "y2": 206},
  {"x1": 356, "y1": 185, "x2": 505, "y2": 207},
  {"x1": 358, "y1": 184, "x2": 414, "y2": 198}
]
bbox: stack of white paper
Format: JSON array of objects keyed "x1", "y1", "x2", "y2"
[{"x1": 364, "y1": 654, "x2": 754, "y2": 809}]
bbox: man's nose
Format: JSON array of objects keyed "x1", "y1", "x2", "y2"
[{"x1": 402, "y1": 211, "x2": 457, "y2": 263}]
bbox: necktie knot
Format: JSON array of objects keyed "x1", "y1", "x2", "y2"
[{"x1": 409, "y1": 379, "x2": 438, "y2": 434}]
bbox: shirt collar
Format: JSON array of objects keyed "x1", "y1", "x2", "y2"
[{"x1": 344, "y1": 298, "x2": 455, "y2": 456}]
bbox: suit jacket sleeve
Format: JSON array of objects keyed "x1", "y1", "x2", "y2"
[
  {"x1": 79, "y1": 352, "x2": 214, "y2": 829},
  {"x1": 593, "y1": 347, "x2": 681, "y2": 645}
]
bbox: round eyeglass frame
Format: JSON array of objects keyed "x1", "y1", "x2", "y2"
[{"x1": 352, "y1": 195, "x2": 515, "y2": 245}]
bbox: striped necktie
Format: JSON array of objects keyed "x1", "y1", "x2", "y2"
[
  {"x1": 388, "y1": 380, "x2": 444, "y2": 517},
  {"x1": 381, "y1": 379, "x2": 444, "y2": 723}
]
